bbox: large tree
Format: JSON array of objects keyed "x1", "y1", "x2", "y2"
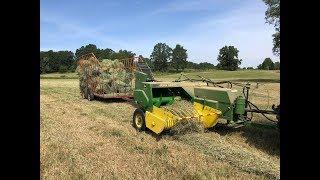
[
  {"x1": 40, "y1": 56, "x2": 50, "y2": 74},
  {"x1": 171, "y1": 44, "x2": 188, "y2": 71},
  {"x1": 257, "y1": 58, "x2": 275, "y2": 70},
  {"x1": 197, "y1": 62, "x2": 215, "y2": 70},
  {"x1": 274, "y1": 61, "x2": 280, "y2": 70},
  {"x1": 75, "y1": 44, "x2": 136, "y2": 60},
  {"x1": 99, "y1": 48, "x2": 115, "y2": 59},
  {"x1": 110, "y1": 49, "x2": 135, "y2": 59},
  {"x1": 75, "y1": 44, "x2": 99, "y2": 59},
  {"x1": 263, "y1": 0, "x2": 280, "y2": 56},
  {"x1": 40, "y1": 50, "x2": 75, "y2": 73},
  {"x1": 140, "y1": 55, "x2": 153, "y2": 70},
  {"x1": 150, "y1": 43, "x2": 172, "y2": 72},
  {"x1": 216, "y1": 46, "x2": 242, "y2": 71}
]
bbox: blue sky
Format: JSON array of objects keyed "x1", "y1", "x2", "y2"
[{"x1": 40, "y1": 0, "x2": 279, "y2": 67}]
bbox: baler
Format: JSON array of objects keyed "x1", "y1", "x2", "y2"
[{"x1": 132, "y1": 71, "x2": 250, "y2": 134}]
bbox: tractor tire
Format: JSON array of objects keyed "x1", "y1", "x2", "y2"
[{"x1": 133, "y1": 108, "x2": 146, "y2": 131}]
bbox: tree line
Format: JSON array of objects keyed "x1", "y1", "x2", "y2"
[
  {"x1": 40, "y1": 43, "x2": 279, "y2": 74},
  {"x1": 40, "y1": 44, "x2": 136, "y2": 73},
  {"x1": 257, "y1": 58, "x2": 280, "y2": 70}
]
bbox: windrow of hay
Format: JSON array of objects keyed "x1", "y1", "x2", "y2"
[
  {"x1": 162, "y1": 98, "x2": 205, "y2": 135},
  {"x1": 169, "y1": 119, "x2": 205, "y2": 136},
  {"x1": 41, "y1": 78, "x2": 280, "y2": 179},
  {"x1": 163, "y1": 98, "x2": 195, "y2": 118},
  {"x1": 76, "y1": 58, "x2": 134, "y2": 96}
]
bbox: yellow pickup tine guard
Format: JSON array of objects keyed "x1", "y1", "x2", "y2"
[{"x1": 145, "y1": 102, "x2": 221, "y2": 134}]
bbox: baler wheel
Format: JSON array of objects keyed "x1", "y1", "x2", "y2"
[{"x1": 133, "y1": 109, "x2": 146, "y2": 131}]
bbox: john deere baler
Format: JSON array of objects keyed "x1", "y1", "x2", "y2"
[{"x1": 132, "y1": 72, "x2": 247, "y2": 134}]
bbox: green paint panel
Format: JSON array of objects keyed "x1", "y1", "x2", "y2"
[
  {"x1": 134, "y1": 72, "x2": 153, "y2": 110},
  {"x1": 193, "y1": 87, "x2": 236, "y2": 123},
  {"x1": 193, "y1": 97, "x2": 219, "y2": 109},
  {"x1": 152, "y1": 96, "x2": 174, "y2": 107},
  {"x1": 133, "y1": 90, "x2": 149, "y2": 109},
  {"x1": 235, "y1": 96, "x2": 245, "y2": 115},
  {"x1": 135, "y1": 72, "x2": 148, "y2": 90},
  {"x1": 194, "y1": 87, "x2": 232, "y2": 104}
]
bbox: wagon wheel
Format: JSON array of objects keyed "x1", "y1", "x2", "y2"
[
  {"x1": 133, "y1": 109, "x2": 146, "y2": 131},
  {"x1": 87, "y1": 88, "x2": 94, "y2": 101},
  {"x1": 81, "y1": 87, "x2": 88, "y2": 99},
  {"x1": 81, "y1": 90, "x2": 86, "y2": 99}
]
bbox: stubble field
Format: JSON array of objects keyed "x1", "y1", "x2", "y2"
[{"x1": 40, "y1": 70, "x2": 280, "y2": 179}]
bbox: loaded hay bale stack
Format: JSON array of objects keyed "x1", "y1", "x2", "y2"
[
  {"x1": 77, "y1": 53, "x2": 135, "y2": 99},
  {"x1": 98, "y1": 59, "x2": 134, "y2": 94}
]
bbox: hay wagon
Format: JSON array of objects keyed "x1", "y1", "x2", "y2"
[{"x1": 77, "y1": 53, "x2": 151, "y2": 101}]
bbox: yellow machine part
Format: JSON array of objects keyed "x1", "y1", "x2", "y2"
[
  {"x1": 145, "y1": 102, "x2": 222, "y2": 134},
  {"x1": 193, "y1": 102, "x2": 222, "y2": 128}
]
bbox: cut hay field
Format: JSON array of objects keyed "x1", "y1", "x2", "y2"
[
  {"x1": 41, "y1": 69, "x2": 280, "y2": 82},
  {"x1": 40, "y1": 71, "x2": 280, "y2": 179}
]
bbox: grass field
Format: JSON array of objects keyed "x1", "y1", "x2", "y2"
[
  {"x1": 41, "y1": 69, "x2": 280, "y2": 82},
  {"x1": 40, "y1": 70, "x2": 280, "y2": 179}
]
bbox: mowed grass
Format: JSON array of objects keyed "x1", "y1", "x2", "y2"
[
  {"x1": 154, "y1": 69, "x2": 280, "y2": 82},
  {"x1": 40, "y1": 69, "x2": 280, "y2": 82},
  {"x1": 40, "y1": 75, "x2": 280, "y2": 179},
  {"x1": 41, "y1": 72, "x2": 78, "y2": 79}
]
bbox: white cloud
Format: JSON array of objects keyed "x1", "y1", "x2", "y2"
[
  {"x1": 40, "y1": 11, "x2": 129, "y2": 52},
  {"x1": 41, "y1": 0, "x2": 279, "y2": 67},
  {"x1": 150, "y1": 0, "x2": 239, "y2": 15},
  {"x1": 129, "y1": 0, "x2": 279, "y2": 67}
]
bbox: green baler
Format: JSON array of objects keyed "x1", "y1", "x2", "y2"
[{"x1": 132, "y1": 71, "x2": 249, "y2": 134}]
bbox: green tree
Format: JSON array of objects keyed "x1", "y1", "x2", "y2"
[
  {"x1": 216, "y1": 46, "x2": 242, "y2": 71},
  {"x1": 75, "y1": 44, "x2": 99, "y2": 59},
  {"x1": 60, "y1": 51, "x2": 75, "y2": 69},
  {"x1": 263, "y1": 0, "x2": 280, "y2": 56},
  {"x1": 258, "y1": 58, "x2": 275, "y2": 70},
  {"x1": 99, "y1": 48, "x2": 115, "y2": 59},
  {"x1": 40, "y1": 56, "x2": 50, "y2": 74},
  {"x1": 111, "y1": 49, "x2": 135, "y2": 59},
  {"x1": 171, "y1": 44, "x2": 188, "y2": 71},
  {"x1": 274, "y1": 61, "x2": 280, "y2": 70},
  {"x1": 140, "y1": 55, "x2": 153, "y2": 70},
  {"x1": 197, "y1": 62, "x2": 215, "y2": 70},
  {"x1": 75, "y1": 44, "x2": 136, "y2": 60},
  {"x1": 40, "y1": 50, "x2": 75, "y2": 73},
  {"x1": 150, "y1": 43, "x2": 172, "y2": 72}
]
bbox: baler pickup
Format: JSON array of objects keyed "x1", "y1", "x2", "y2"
[{"x1": 144, "y1": 102, "x2": 221, "y2": 134}]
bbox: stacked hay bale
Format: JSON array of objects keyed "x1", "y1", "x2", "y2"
[
  {"x1": 77, "y1": 58, "x2": 134, "y2": 96},
  {"x1": 98, "y1": 59, "x2": 134, "y2": 94},
  {"x1": 76, "y1": 58, "x2": 98, "y2": 97}
]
